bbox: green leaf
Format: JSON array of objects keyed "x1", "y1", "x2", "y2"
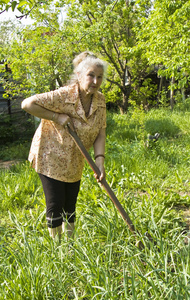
[
  {"x1": 5, "y1": 4, "x2": 10, "y2": 11},
  {"x1": 17, "y1": 0, "x2": 28, "y2": 9},
  {"x1": 11, "y1": 0, "x2": 17, "y2": 11}
]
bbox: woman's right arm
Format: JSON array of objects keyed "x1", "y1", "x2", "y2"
[
  {"x1": 21, "y1": 96, "x2": 71, "y2": 126},
  {"x1": 22, "y1": 97, "x2": 57, "y2": 121}
]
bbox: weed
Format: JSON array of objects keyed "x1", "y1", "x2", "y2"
[{"x1": 0, "y1": 109, "x2": 190, "y2": 299}]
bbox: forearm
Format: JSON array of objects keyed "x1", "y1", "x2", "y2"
[
  {"x1": 93, "y1": 128, "x2": 106, "y2": 180},
  {"x1": 21, "y1": 97, "x2": 57, "y2": 121},
  {"x1": 93, "y1": 128, "x2": 106, "y2": 158},
  {"x1": 94, "y1": 128, "x2": 106, "y2": 167}
]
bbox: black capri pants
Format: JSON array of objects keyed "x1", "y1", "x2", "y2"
[{"x1": 39, "y1": 174, "x2": 81, "y2": 228}]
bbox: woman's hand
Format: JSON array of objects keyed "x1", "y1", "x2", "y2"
[
  {"x1": 54, "y1": 113, "x2": 70, "y2": 126},
  {"x1": 94, "y1": 156, "x2": 106, "y2": 182},
  {"x1": 54, "y1": 113, "x2": 75, "y2": 130}
]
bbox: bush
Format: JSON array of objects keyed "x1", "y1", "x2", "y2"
[{"x1": 0, "y1": 112, "x2": 35, "y2": 145}]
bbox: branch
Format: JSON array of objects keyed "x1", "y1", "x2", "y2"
[
  {"x1": 106, "y1": 78, "x2": 124, "y2": 91},
  {"x1": 15, "y1": 2, "x2": 42, "y2": 20},
  {"x1": 0, "y1": 0, "x2": 14, "y2": 15},
  {"x1": 111, "y1": 0, "x2": 119, "y2": 12},
  {"x1": 111, "y1": 36, "x2": 125, "y2": 72},
  {"x1": 0, "y1": 8, "x2": 7, "y2": 15},
  {"x1": 101, "y1": 44, "x2": 123, "y2": 79},
  {"x1": 0, "y1": 0, "x2": 43, "y2": 19},
  {"x1": 88, "y1": 12, "x2": 97, "y2": 21},
  {"x1": 86, "y1": 12, "x2": 93, "y2": 25}
]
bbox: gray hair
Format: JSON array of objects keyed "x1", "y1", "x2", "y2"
[{"x1": 69, "y1": 51, "x2": 107, "y2": 84}]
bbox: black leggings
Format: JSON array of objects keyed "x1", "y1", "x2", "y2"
[{"x1": 39, "y1": 174, "x2": 80, "y2": 228}]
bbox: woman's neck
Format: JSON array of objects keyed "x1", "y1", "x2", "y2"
[
  {"x1": 80, "y1": 89, "x2": 92, "y2": 103},
  {"x1": 79, "y1": 88, "x2": 93, "y2": 117}
]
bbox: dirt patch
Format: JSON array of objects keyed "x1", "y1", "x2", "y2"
[
  {"x1": 178, "y1": 207, "x2": 190, "y2": 229},
  {"x1": 0, "y1": 160, "x2": 22, "y2": 169}
]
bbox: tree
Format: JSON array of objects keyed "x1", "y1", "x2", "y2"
[
  {"x1": 1, "y1": 0, "x2": 163, "y2": 113},
  {"x1": 3, "y1": 0, "x2": 189, "y2": 111},
  {"x1": 49, "y1": 0, "x2": 155, "y2": 113},
  {"x1": 0, "y1": 8, "x2": 76, "y2": 98},
  {"x1": 1, "y1": 0, "x2": 154, "y2": 113},
  {"x1": 0, "y1": 20, "x2": 24, "y2": 112},
  {"x1": 138, "y1": 0, "x2": 190, "y2": 108}
]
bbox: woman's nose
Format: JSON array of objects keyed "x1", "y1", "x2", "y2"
[{"x1": 93, "y1": 77, "x2": 97, "y2": 84}]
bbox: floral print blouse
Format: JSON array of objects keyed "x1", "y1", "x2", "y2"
[{"x1": 28, "y1": 83, "x2": 106, "y2": 182}]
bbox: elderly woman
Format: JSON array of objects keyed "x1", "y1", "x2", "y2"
[{"x1": 21, "y1": 51, "x2": 107, "y2": 240}]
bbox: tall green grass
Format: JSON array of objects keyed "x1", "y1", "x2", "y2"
[{"x1": 0, "y1": 108, "x2": 190, "y2": 299}]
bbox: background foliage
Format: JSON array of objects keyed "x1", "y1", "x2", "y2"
[
  {"x1": 0, "y1": 1, "x2": 189, "y2": 298},
  {"x1": 0, "y1": 0, "x2": 190, "y2": 112}
]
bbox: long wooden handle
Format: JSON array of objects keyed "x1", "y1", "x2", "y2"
[{"x1": 67, "y1": 125, "x2": 137, "y2": 234}]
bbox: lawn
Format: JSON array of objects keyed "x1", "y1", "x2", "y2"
[{"x1": 0, "y1": 107, "x2": 189, "y2": 299}]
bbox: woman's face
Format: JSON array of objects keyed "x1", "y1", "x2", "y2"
[{"x1": 78, "y1": 65, "x2": 104, "y2": 95}]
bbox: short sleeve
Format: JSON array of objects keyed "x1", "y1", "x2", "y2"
[
  {"x1": 97, "y1": 93, "x2": 106, "y2": 129},
  {"x1": 34, "y1": 87, "x2": 68, "y2": 112},
  {"x1": 102, "y1": 106, "x2": 107, "y2": 128}
]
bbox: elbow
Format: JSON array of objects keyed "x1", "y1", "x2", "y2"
[
  {"x1": 21, "y1": 97, "x2": 35, "y2": 113},
  {"x1": 21, "y1": 99, "x2": 29, "y2": 111},
  {"x1": 21, "y1": 100, "x2": 26, "y2": 110}
]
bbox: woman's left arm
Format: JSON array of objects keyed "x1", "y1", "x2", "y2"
[{"x1": 93, "y1": 128, "x2": 106, "y2": 181}]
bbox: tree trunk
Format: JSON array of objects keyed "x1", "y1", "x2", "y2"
[
  {"x1": 157, "y1": 76, "x2": 163, "y2": 104},
  {"x1": 50, "y1": 75, "x2": 56, "y2": 91},
  {"x1": 181, "y1": 88, "x2": 185, "y2": 102},
  {"x1": 170, "y1": 76, "x2": 175, "y2": 110},
  {"x1": 56, "y1": 73, "x2": 63, "y2": 87},
  {"x1": 118, "y1": 66, "x2": 131, "y2": 114},
  {"x1": 119, "y1": 85, "x2": 131, "y2": 114},
  {"x1": 7, "y1": 97, "x2": 11, "y2": 115}
]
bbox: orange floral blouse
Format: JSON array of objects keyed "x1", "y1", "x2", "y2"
[{"x1": 28, "y1": 83, "x2": 106, "y2": 182}]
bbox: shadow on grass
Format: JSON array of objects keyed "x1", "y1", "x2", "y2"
[
  {"x1": 106, "y1": 114, "x2": 181, "y2": 141},
  {"x1": 145, "y1": 118, "x2": 181, "y2": 138}
]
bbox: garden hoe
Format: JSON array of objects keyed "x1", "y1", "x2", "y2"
[{"x1": 67, "y1": 124, "x2": 155, "y2": 249}]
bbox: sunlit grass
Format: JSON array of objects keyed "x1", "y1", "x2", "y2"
[
  {"x1": 0, "y1": 108, "x2": 190, "y2": 299},
  {"x1": 0, "y1": 201, "x2": 189, "y2": 299}
]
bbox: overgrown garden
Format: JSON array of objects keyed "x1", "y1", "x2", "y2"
[
  {"x1": 0, "y1": 0, "x2": 190, "y2": 299},
  {"x1": 0, "y1": 107, "x2": 190, "y2": 299}
]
